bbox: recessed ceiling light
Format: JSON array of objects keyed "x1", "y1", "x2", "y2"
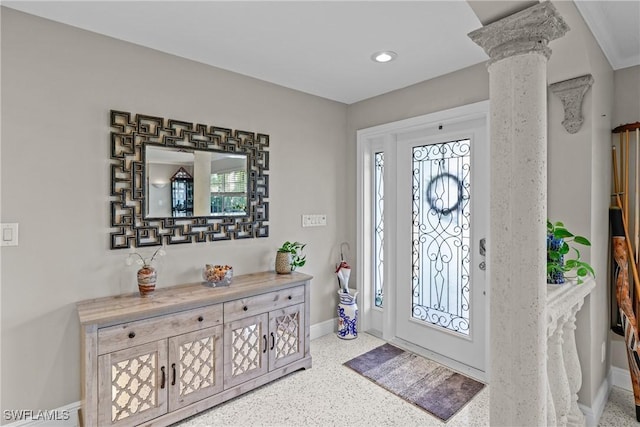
[{"x1": 371, "y1": 51, "x2": 398, "y2": 63}]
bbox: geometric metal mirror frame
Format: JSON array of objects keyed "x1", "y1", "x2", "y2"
[{"x1": 110, "y1": 110, "x2": 269, "y2": 249}]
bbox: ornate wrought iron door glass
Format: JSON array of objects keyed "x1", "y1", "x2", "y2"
[
  {"x1": 412, "y1": 139, "x2": 471, "y2": 335},
  {"x1": 374, "y1": 152, "x2": 385, "y2": 308}
]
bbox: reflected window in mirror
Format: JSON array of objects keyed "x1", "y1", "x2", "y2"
[{"x1": 210, "y1": 156, "x2": 247, "y2": 215}]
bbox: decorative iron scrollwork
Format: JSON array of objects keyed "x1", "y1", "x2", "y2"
[
  {"x1": 109, "y1": 110, "x2": 269, "y2": 249},
  {"x1": 411, "y1": 139, "x2": 471, "y2": 335}
]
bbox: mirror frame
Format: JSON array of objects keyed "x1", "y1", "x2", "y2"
[{"x1": 109, "y1": 110, "x2": 269, "y2": 249}]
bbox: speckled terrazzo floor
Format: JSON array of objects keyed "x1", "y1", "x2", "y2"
[
  {"x1": 599, "y1": 386, "x2": 639, "y2": 426},
  {"x1": 174, "y1": 332, "x2": 638, "y2": 427}
]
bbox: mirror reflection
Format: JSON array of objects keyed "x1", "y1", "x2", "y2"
[{"x1": 145, "y1": 145, "x2": 248, "y2": 218}]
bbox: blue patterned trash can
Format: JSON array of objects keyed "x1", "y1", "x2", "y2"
[{"x1": 337, "y1": 290, "x2": 358, "y2": 340}]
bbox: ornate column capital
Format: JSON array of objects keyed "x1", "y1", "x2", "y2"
[
  {"x1": 468, "y1": 2, "x2": 569, "y2": 64},
  {"x1": 550, "y1": 74, "x2": 594, "y2": 134}
]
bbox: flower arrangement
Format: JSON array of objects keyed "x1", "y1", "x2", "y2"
[
  {"x1": 547, "y1": 220, "x2": 594, "y2": 284},
  {"x1": 125, "y1": 246, "x2": 166, "y2": 267}
]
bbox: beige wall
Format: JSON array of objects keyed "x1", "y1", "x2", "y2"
[
  {"x1": 0, "y1": 8, "x2": 347, "y2": 412},
  {"x1": 613, "y1": 65, "x2": 640, "y2": 128},
  {"x1": 0, "y1": 0, "x2": 624, "y2": 418},
  {"x1": 546, "y1": 0, "x2": 613, "y2": 405},
  {"x1": 610, "y1": 64, "x2": 640, "y2": 371}
]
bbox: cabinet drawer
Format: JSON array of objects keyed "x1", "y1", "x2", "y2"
[
  {"x1": 97, "y1": 303, "x2": 223, "y2": 355},
  {"x1": 224, "y1": 285, "x2": 305, "y2": 323}
]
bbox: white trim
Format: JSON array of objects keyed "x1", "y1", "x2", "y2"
[
  {"x1": 356, "y1": 100, "x2": 490, "y2": 139},
  {"x1": 356, "y1": 137, "x2": 386, "y2": 334},
  {"x1": 579, "y1": 370, "x2": 611, "y2": 427},
  {"x1": 611, "y1": 364, "x2": 633, "y2": 392},
  {"x1": 310, "y1": 318, "x2": 336, "y2": 340},
  {"x1": 3, "y1": 401, "x2": 81, "y2": 427}
]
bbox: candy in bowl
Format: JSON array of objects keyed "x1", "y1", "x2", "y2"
[{"x1": 203, "y1": 264, "x2": 233, "y2": 287}]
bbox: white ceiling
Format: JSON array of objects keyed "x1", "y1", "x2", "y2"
[
  {"x1": 574, "y1": 0, "x2": 640, "y2": 70},
  {"x1": 3, "y1": 1, "x2": 639, "y2": 105}
]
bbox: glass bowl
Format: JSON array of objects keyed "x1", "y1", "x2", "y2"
[{"x1": 202, "y1": 265, "x2": 233, "y2": 287}]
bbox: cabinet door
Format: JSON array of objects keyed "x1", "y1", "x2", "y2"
[
  {"x1": 168, "y1": 326, "x2": 224, "y2": 411},
  {"x1": 224, "y1": 313, "x2": 269, "y2": 389},
  {"x1": 98, "y1": 341, "x2": 168, "y2": 427},
  {"x1": 268, "y1": 303, "x2": 305, "y2": 370}
]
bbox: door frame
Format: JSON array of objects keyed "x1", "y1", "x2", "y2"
[{"x1": 356, "y1": 100, "x2": 490, "y2": 381}]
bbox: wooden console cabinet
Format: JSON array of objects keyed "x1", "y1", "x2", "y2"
[{"x1": 76, "y1": 271, "x2": 312, "y2": 427}]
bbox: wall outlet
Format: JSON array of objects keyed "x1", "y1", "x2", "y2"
[{"x1": 302, "y1": 214, "x2": 327, "y2": 227}]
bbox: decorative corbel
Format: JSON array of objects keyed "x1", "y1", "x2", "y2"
[{"x1": 549, "y1": 74, "x2": 594, "y2": 134}]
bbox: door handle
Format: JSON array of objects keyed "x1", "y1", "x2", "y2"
[{"x1": 479, "y1": 238, "x2": 486, "y2": 271}]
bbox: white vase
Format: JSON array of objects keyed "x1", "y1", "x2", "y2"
[{"x1": 337, "y1": 290, "x2": 358, "y2": 340}]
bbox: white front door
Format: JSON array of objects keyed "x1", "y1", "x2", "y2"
[{"x1": 394, "y1": 113, "x2": 488, "y2": 373}]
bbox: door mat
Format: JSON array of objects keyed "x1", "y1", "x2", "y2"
[{"x1": 343, "y1": 343, "x2": 485, "y2": 422}]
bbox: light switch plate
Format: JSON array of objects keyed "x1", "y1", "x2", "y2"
[
  {"x1": 1, "y1": 223, "x2": 19, "y2": 246},
  {"x1": 302, "y1": 214, "x2": 327, "y2": 227}
]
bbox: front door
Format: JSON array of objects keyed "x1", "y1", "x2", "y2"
[{"x1": 395, "y1": 114, "x2": 488, "y2": 373}]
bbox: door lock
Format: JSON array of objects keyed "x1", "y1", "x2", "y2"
[{"x1": 479, "y1": 238, "x2": 486, "y2": 271}]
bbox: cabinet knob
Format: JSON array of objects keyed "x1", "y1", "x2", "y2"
[
  {"x1": 198, "y1": 316, "x2": 204, "y2": 322},
  {"x1": 128, "y1": 331, "x2": 136, "y2": 339},
  {"x1": 288, "y1": 295, "x2": 292, "y2": 300},
  {"x1": 243, "y1": 306, "x2": 248, "y2": 311}
]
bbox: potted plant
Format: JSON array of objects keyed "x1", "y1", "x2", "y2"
[
  {"x1": 275, "y1": 241, "x2": 306, "y2": 274},
  {"x1": 547, "y1": 220, "x2": 595, "y2": 285}
]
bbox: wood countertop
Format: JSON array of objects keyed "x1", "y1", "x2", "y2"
[{"x1": 76, "y1": 271, "x2": 313, "y2": 327}]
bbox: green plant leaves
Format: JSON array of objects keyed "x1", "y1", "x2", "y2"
[
  {"x1": 547, "y1": 219, "x2": 595, "y2": 284},
  {"x1": 277, "y1": 241, "x2": 306, "y2": 271},
  {"x1": 573, "y1": 236, "x2": 591, "y2": 246},
  {"x1": 553, "y1": 228, "x2": 574, "y2": 239}
]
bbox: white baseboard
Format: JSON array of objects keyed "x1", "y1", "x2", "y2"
[
  {"x1": 310, "y1": 317, "x2": 336, "y2": 340},
  {"x1": 579, "y1": 369, "x2": 612, "y2": 427},
  {"x1": 3, "y1": 401, "x2": 81, "y2": 427},
  {"x1": 611, "y1": 365, "x2": 633, "y2": 392}
]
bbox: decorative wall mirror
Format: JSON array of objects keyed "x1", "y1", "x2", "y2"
[{"x1": 110, "y1": 110, "x2": 269, "y2": 249}]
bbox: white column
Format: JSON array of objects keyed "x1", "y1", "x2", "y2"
[
  {"x1": 193, "y1": 151, "x2": 212, "y2": 216},
  {"x1": 468, "y1": 3, "x2": 569, "y2": 425}
]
